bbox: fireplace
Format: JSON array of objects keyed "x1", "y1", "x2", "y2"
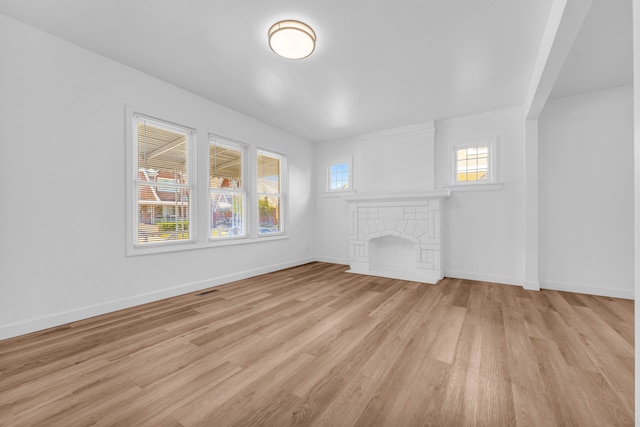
[{"x1": 345, "y1": 191, "x2": 449, "y2": 283}]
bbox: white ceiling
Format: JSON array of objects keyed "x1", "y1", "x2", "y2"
[
  {"x1": 550, "y1": 0, "x2": 632, "y2": 100},
  {"x1": 0, "y1": 0, "x2": 630, "y2": 142}
]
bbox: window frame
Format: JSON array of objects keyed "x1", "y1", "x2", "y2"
[
  {"x1": 256, "y1": 148, "x2": 287, "y2": 237},
  {"x1": 450, "y1": 138, "x2": 498, "y2": 187},
  {"x1": 126, "y1": 110, "x2": 196, "y2": 255},
  {"x1": 209, "y1": 135, "x2": 249, "y2": 242},
  {"x1": 326, "y1": 157, "x2": 353, "y2": 193}
]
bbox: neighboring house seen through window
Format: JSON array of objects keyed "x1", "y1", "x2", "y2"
[
  {"x1": 133, "y1": 114, "x2": 193, "y2": 245},
  {"x1": 257, "y1": 150, "x2": 285, "y2": 235},
  {"x1": 210, "y1": 136, "x2": 247, "y2": 239},
  {"x1": 127, "y1": 108, "x2": 287, "y2": 254}
]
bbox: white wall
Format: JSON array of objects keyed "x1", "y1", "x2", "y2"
[
  {"x1": 539, "y1": 86, "x2": 634, "y2": 298},
  {"x1": 632, "y1": 0, "x2": 640, "y2": 415},
  {"x1": 435, "y1": 106, "x2": 526, "y2": 285},
  {"x1": 314, "y1": 108, "x2": 526, "y2": 287},
  {"x1": 0, "y1": 15, "x2": 315, "y2": 339},
  {"x1": 313, "y1": 124, "x2": 436, "y2": 264}
]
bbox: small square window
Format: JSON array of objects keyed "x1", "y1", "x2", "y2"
[{"x1": 452, "y1": 139, "x2": 496, "y2": 185}]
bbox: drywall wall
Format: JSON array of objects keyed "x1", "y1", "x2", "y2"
[
  {"x1": 313, "y1": 123, "x2": 436, "y2": 264},
  {"x1": 314, "y1": 108, "x2": 526, "y2": 288},
  {"x1": 434, "y1": 106, "x2": 526, "y2": 285},
  {"x1": 632, "y1": 0, "x2": 640, "y2": 413},
  {"x1": 0, "y1": 15, "x2": 315, "y2": 339},
  {"x1": 539, "y1": 86, "x2": 634, "y2": 298}
]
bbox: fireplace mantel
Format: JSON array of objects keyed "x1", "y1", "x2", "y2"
[
  {"x1": 344, "y1": 191, "x2": 450, "y2": 284},
  {"x1": 343, "y1": 191, "x2": 450, "y2": 203}
]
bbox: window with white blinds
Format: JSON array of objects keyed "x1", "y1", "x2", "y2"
[
  {"x1": 257, "y1": 150, "x2": 285, "y2": 235},
  {"x1": 133, "y1": 114, "x2": 193, "y2": 245},
  {"x1": 210, "y1": 136, "x2": 247, "y2": 239},
  {"x1": 127, "y1": 107, "x2": 288, "y2": 254}
]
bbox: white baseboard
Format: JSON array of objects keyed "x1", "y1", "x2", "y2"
[
  {"x1": 0, "y1": 257, "x2": 315, "y2": 341},
  {"x1": 314, "y1": 256, "x2": 349, "y2": 266},
  {"x1": 523, "y1": 281, "x2": 541, "y2": 291},
  {"x1": 540, "y1": 280, "x2": 635, "y2": 300},
  {"x1": 4, "y1": 259, "x2": 633, "y2": 341},
  {"x1": 346, "y1": 267, "x2": 442, "y2": 284},
  {"x1": 445, "y1": 269, "x2": 522, "y2": 287},
  {"x1": 445, "y1": 271, "x2": 634, "y2": 299}
]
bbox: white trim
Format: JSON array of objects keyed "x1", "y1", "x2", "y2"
[
  {"x1": 209, "y1": 134, "x2": 249, "y2": 240},
  {"x1": 357, "y1": 121, "x2": 435, "y2": 141},
  {"x1": 314, "y1": 256, "x2": 350, "y2": 265},
  {"x1": 326, "y1": 156, "x2": 353, "y2": 193},
  {"x1": 126, "y1": 106, "x2": 197, "y2": 256},
  {"x1": 3, "y1": 260, "x2": 633, "y2": 340},
  {"x1": 347, "y1": 267, "x2": 443, "y2": 284},
  {"x1": 450, "y1": 137, "x2": 498, "y2": 187},
  {"x1": 446, "y1": 270, "x2": 633, "y2": 299},
  {"x1": 634, "y1": 0, "x2": 640, "y2": 418},
  {"x1": 444, "y1": 183, "x2": 503, "y2": 192},
  {"x1": 540, "y1": 280, "x2": 634, "y2": 300},
  {"x1": 321, "y1": 190, "x2": 357, "y2": 198},
  {"x1": 256, "y1": 148, "x2": 287, "y2": 236},
  {"x1": 344, "y1": 191, "x2": 450, "y2": 203},
  {"x1": 445, "y1": 269, "x2": 523, "y2": 287},
  {"x1": 523, "y1": 280, "x2": 541, "y2": 291},
  {"x1": 257, "y1": 232, "x2": 288, "y2": 240},
  {"x1": 0, "y1": 257, "x2": 315, "y2": 340},
  {"x1": 209, "y1": 234, "x2": 288, "y2": 245},
  {"x1": 524, "y1": 120, "x2": 540, "y2": 299},
  {"x1": 133, "y1": 238, "x2": 198, "y2": 251}
]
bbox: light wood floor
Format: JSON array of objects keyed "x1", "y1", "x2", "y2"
[{"x1": 0, "y1": 262, "x2": 634, "y2": 426}]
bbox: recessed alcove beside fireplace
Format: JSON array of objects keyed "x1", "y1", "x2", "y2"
[{"x1": 345, "y1": 191, "x2": 450, "y2": 283}]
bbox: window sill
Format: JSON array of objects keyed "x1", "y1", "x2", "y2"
[
  {"x1": 128, "y1": 239, "x2": 198, "y2": 256},
  {"x1": 321, "y1": 190, "x2": 357, "y2": 198},
  {"x1": 257, "y1": 233, "x2": 288, "y2": 241},
  {"x1": 209, "y1": 233, "x2": 288, "y2": 245},
  {"x1": 208, "y1": 235, "x2": 252, "y2": 246},
  {"x1": 127, "y1": 234, "x2": 289, "y2": 256},
  {"x1": 445, "y1": 183, "x2": 503, "y2": 192}
]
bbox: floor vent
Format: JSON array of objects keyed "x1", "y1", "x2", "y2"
[{"x1": 196, "y1": 289, "x2": 219, "y2": 296}]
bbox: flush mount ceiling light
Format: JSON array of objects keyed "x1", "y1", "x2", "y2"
[{"x1": 268, "y1": 20, "x2": 316, "y2": 60}]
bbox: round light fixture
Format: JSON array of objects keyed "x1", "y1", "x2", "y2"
[{"x1": 268, "y1": 20, "x2": 316, "y2": 60}]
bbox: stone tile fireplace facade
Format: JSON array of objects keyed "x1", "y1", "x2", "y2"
[{"x1": 345, "y1": 192, "x2": 449, "y2": 283}]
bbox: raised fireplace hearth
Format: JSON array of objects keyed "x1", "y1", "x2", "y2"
[{"x1": 345, "y1": 191, "x2": 449, "y2": 284}]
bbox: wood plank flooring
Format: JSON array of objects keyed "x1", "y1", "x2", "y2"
[{"x1": 0, "y1": 262, "x2": 634, "y2": 426}]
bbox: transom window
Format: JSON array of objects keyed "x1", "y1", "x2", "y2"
[
  {"x1": 133, "y1": 114, "x2": 193, "y2": 245},
  {"x1": 257, "y1": 150, "x2": 285, "y2": 235},
  {"x1": 210, "y1": 136, "x2": 247, "y2": 239}
]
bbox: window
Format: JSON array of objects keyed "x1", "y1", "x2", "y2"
[
  {"x1": 210, "y1": 136, "x2": 247, "y2": 239},
  {"x1": 132, "y1": 114, "x2": 194, "y2": 246},
  {"x1": 127, "y1": 107, "x2": 289, "y2": 254},
  {"x1": 257, "y1": 150, "x2": 285, "y2": 235},
  {"x1": 452, "y1": 139, "x2": 496, "y2": 185},
  {"x1": 328, "y1": 161, "x2": 351, "y2": 191}
]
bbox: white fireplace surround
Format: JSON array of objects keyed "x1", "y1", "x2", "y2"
[{"x1": 345, "y1": 191, "x2": 450, "y2": 284}]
